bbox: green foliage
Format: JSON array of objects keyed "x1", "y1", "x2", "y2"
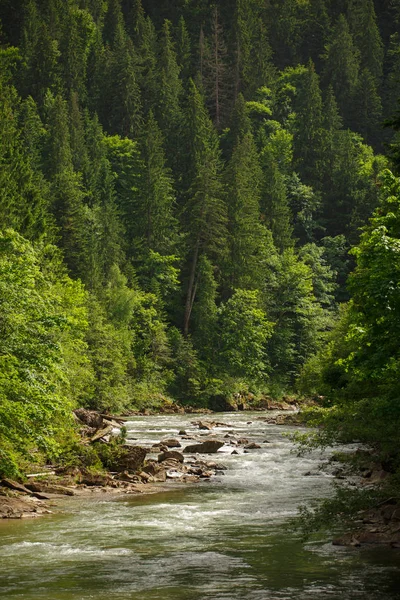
[
  {"x1": 217, "y1": 289, "x2": 272, "y2": 382},
  {"x1": 0, "y1": 0, "x2": 399, "y2": 474},
  {"x1": 0, "y1": 230, "x2": 89, "y2": 477},
  {"x1": 299, "y1": 171, "x2": 400, "y2": 466}
]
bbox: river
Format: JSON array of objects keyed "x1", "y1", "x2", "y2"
[{"x1": 1, "y1": 412, "x2": 400, "y2": 599}]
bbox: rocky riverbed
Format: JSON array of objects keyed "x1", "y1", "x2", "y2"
[
  {"x1": 0, "y1": 403, "x2": 300, "y2": 520},
  {"x1": 1, "y1": 404, "x2": 400, "y2": 550}
]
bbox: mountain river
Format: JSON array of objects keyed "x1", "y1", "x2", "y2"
[{"x1": 1, "y1": 411, "x2": 400, "y2": 600}]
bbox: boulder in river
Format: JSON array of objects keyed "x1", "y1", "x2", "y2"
[
  {"x1": 158, "y1": 451, "x2": 184, "y2": 463},
  {"x1": 183, "y1": 440, "x2": 224, "y2": 454},
  {"x1": 161, "y1": 438, "x2": 182, "y2": 448}
]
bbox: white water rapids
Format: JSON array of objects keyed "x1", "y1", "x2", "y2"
[{"x1": 1, "y1": 411, "x2": 400, "y2": 599}]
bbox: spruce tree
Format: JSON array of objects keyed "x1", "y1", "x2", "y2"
[
  {"x1": 347, "y1": 0, "x2": 384, "y2": 83},
  {"x1": 202, "y1": 6, "x2": 232, "y2": 129},
  {"x1": 234, "y1": 0, "x2": 274, "y2": 98},
  {"x1": 175, "y1": 16, "x2": 192, "y2": 85},
  {"x1": 155, "y1": 20, "x2": 184, "y2": 155},
  {"x1": 44, "y1": 94, "x2": 86, "y2": 277},
  {"x1": 137, "y1": 110, "x2": 178, "y2": 256},
  {"x1": 105, "y1": 23, "x2": 142, "y2": 138},
  {"x1": 293, "y1": 60, "x2": 324, "y2": 187},
  {"x1": 225, "y1": 132, "x2": 269, "y2": 293},
  {"x1": 182, "y1": 80, "x2": 227, "y2": 336},
  {"x1": 323, "y1": 14, "x2": 360, "y2": 124},
  {"x1": 353, "y1": 68, "x2": 383, "y2": 147},
  {"x1": 260, "y1": 148, "x2": 294, "y2": 253},
  {"x1": 301, "y1": 0, "x2": 331, "y2": 69}
]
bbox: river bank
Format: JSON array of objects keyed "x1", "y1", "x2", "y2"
[
  {"x1": 1, "y1": 404, "x2": 400, "y2": 551},
  {"x1": 0, "y1": 401, "x2": 300, "y2": 520}
]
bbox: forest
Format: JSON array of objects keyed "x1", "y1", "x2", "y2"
[{"x1": 0, "y1": 0, "x2": 399, "y2": 481}]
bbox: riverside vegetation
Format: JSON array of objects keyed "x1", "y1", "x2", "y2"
[{"x1": 0, "y1": 0, "x2": 400, "y2": 534}]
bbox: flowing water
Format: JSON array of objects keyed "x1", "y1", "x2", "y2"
[{"x1": 1, "y1": 412, "x2": 400, "y2": 600}]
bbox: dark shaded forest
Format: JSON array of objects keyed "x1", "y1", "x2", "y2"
[{"x1": 0, "y1": 0, "x2": 400, "y2": 477}]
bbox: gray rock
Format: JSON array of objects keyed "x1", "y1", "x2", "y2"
[{"x1": 183, "y1": 440, "x2": 224, "y2": 454}]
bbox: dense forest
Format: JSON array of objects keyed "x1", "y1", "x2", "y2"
[{"x1": 0, "y1": 0, "x2": 400, "y2": 478}]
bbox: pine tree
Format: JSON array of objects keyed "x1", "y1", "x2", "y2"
[
  {"x1": 225, "y1": 132, "x2": 269, "y2": 293},
  {"x1": 202, "y1": 6, "x2": 232, "y2": 129},
  {"x1": 268, "y1": 0, "x2": 301, "y2": 68},
  {"x1": 347, "y1": 0, "x2": 384, "y2": 83},
  {"x1": 384, "y1": 33, "x2": 400, "y2": 121},
  {"x1": 234, "y1": 0, "x2": 274, "y2": 98},
  {"x1": 175, "y1": 16, "x2": 192, "y2": 85},
  {"x1": 102, "y1": 0, "x2": 124, "y2": 47},
  {"x1": 182, "y1": 80, "x2": 227, "y2": 336},
  {"x1": 301, "y1": 0, "x2": 331, "y2": 69},
  {"x1": 155, "y1": 20, "x2": 184, "y2": 154},
  {"x1": 102, "y1": 132, "x2": 142, "y2": 260},
  {"x1": 223, "y1": 92, "x2": 252, "y2": 157},
  {"x1": 20, "y1": 1, "x2": 61, "y2": 106},
  {"x1": 137, "y1": 110, "x2": 178, "y2": 256},
  {"x1": 61, "y1": 4, "x2": 95, "y2": 100},
  {"x1": 44, "y1": 94, "x2": 86, "y2": 277},
  {"x1": 260, "y1": 148, "x2": 293, "y2": 253},
  {"x1": 323, "y1": 14, "x2": 360, "y2": 124},
  {"x1": 293, "y1": 60, "x2": 324, "y2": 187},
  {"x1": 353, "y1": 68, "x2": 383, "y2": 147},
  {"x1": 69, "y1": 91, "x2": 88, "y2": 174},
  {"x1": 0, "y1": 63, "x2": 50, "y2": 239},
  {"x1": 105, "y1": 23, "x2": 142, "y2": 138}
]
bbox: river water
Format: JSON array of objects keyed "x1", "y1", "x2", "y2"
[{"x1": 1, "y1": 412, "x2": 400, "y2": 600}]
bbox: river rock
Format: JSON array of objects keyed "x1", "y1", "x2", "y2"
[
  {"x1": 74, "y1": 408, "x2": 103, "y2": 429},
  {"x1": 91, "y1": 425, "x2": 114, "y2": 443},
  {"x1": 80, "y1": 472, "x2": 113, "y2": 487},
  {"x1": 25, "y1": 482, "x2": 75, "y2": 496},
  {"x1": 244, "y1": 443, "x2": 261, "y2": 450},
  {"x1": 183, "y1": 440, "x2": 224, "y2": 454},
  {"x1": 1, "y1": 478, "x2": 33, "y2": 495},
  {"x1": 161, "y1": 438, "x2": 181, "y2": 448},
  {"x1": 158, "y1": 451, "x2": 184, "y2": 463},
  {"x1": 108, "y1": 446, "x2": 147, "y2": 473},
  {"x1": 237, "y1": 438, "x2": 249, "y2": 445},
  {"x1": 197, "y1": 421, "x2": 216, "y2": 430}
]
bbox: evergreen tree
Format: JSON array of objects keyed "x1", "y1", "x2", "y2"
[
  {"x1": 353, "y1": 68, "x2": 383, "y2": 147},
  {"x1": 234, "y1": 0, "x2": 274, "y2": 98},
  {"x1": 61, "y1": 5, "x2": 95, "y2": 100},
  {"x1": 269, "y1": 0, "x2": 301, "y2": 68},
  {"x1": 102, "y1": 0, "x2": 124, "y2": 47},
  {"x1": 323, "y1": 14, "x2": 360, "y2": 124},
  {"x1": 137, "y1": 110, "x2": 178, "y2": 256},
  {"x1": 155, "y1": 20, "x2": 184, "y2": 166},
  {"x1": 260, "y1": 148, "x2": 293, "y2": 252},
  {"x1": 384, "y1": 33, "x2": 400, "y2": 121},
  {"x1": 104, "y1": 23, "x2": 142, "y2": 138},
  {"x1": 202, "y1": 6, "x2": 232, "y2": 129},
  {"x1": 44, "y1": 94, "x2": 86, "y2": 277},
  {"x1": 293, "y1": 60, "x2": 324, "y2": 187},
  {"x1": 225, "y1": 132, "x2": 268, "y2": 293},
  {"x1": 175, "y1": 16, "x2": 192, "y2": 85},
  {"x1": 347, "y1": 0, "x2": 384, "y2": 83},
  {"x1": 182, "y1": 80, "x2": 227, "y2": 336},
  {"x1": 20, "y1": 2, "x2": 61, "y2": 106},
  {"x1": 301, "y1": 0, "x2": 331, "y2": 69}
]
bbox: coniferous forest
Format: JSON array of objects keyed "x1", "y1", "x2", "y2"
[{"x1": 1, "y1": 0, "x2": 400, "y2": 480}]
